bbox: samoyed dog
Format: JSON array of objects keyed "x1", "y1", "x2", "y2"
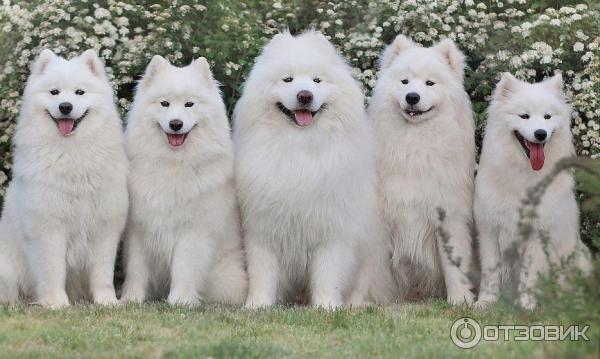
[
  {"x1": 0, "y1": 49, "x2": 128, "y2": 308},
  {"x1": 234, "y1": 31, "x2": 386, "y2": 308},
  {"x1": 371, "y1": 35, "x2": 476, "y2": 305},
  {"x1": 475, "y1": 73, "x2": 591, "y2": 309},
  {"x1": 120, "y1": 56, "x2": 247, "y2": 305}
]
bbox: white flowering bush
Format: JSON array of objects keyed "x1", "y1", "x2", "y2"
[{"x1": 0, "y1": 1, "x2": 598, "y2": 191}]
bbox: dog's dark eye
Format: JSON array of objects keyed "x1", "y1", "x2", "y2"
[
  {"x1": 50, "y1": 89, "x2": 59, "y2": 95},
  {"x1": 401, "y1": 79, "x2": 409, "y2": 84},
  {"x1": 426, "y1": 80, "x2": 435, "y2": 86},
  {"x1": 283, "y1": 77, "x2": 293, "y2": 83},
  {"x1": 544, "y1": 114, "x2": 551, "y2": 120},
  {"x1": 160, "y1": 101, "x2": 170, "y2": 107},
  {"x1": 519, "y1": 114, "x2": 530, "y2": 119},
  {"x1": 185, "y1": 102, "x2": 194, "y2": 108},
  {"x1": 75, "y1": 89, "x2": 85, "y2": 95},
  {"x1": 313, "y1": 77, "x2": 321, "y2": 84}
]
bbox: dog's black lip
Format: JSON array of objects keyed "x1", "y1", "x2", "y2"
[
  {"x1": 514, "y1": 131, "x2": 546, "y2": 159},
  {"x1": 276, "y1": 102, "x2": 324, "y2": 123},
  {"x1": 46, "y1": 109, "x2": 89, "y2": 132},
  {"x1": 403, "y1": 106, "x2": 434, "y2": 116}
]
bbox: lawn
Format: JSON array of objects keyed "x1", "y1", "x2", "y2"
[{"x1": 0, "y1": 300, "x2": 597, "y2": 358}]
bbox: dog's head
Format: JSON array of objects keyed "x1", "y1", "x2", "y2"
[
  {"x1": 24, "y1": 49, "x2": 112, "y2": 137},
  {"x1": 377, "y1": 36, "x2": 466, "y2": 124},
  {"x1": 490, "y1": 72, "x2": 569, "y2": 171},
  {"x1": 239, "y1": 31, "x2": 361, "y2": 130},
  {"x1": 132, "y1": 56, "x2": 221, "y2": 149}
]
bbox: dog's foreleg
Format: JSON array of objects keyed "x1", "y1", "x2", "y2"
[
  {"x1": 517, "y1": 238, "x2": 547, "y2": 310},
  {"x1": 310, "y1": 240, "x2": 353, "y2": 309},
  {"x1": 437, "y1": 218, "x2": 475, "y2": 305},
  {"x1": 205, "y1": 251, "x2": 248, "y2": 305},
  {"x1": 0, "y1": 246, "x2": 19, "y2": 305},
  {"x1": 120, "y1": 230, "x2": 150, "y2": 303},
  {"x1": 30, "y1": 232, "x2": 70, "y2": 308},
  {"x1": 167, "y1": 232, "x2": 214, "y2": 306},
  {"x1": 89, "y1": 222, "x2": 122, "y2": 305},
  {"x1": 475, "y1": 221, "x2": 502, "y2": 308},
  {"x1": 244, "y1": 238, "x2": 279, "y2": 308}
]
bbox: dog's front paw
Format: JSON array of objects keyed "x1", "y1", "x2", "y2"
[
  {"x1": 167, "y1": 293, "x2": 201, "y2": 306},
  {"x1": 474, "y1": 294, "x2": 498, "y2": 309},
  {"x1": 119, "y1": 287, "x2": 146, "y2": 304},
  {"x1": 36, "y1": 292, "x2": 70, "y2": 309},
  {"x1": 474, "y1": 300, "x2": 492, "y2": 309},
  {"x1": 447, "y1": 290, "x2": 475, "y2": 306},
  {"x1": 244, "y1": 295, "x2": 275, "y2": 309},
  {"x1": 518, "y1": 294, "x2": 537, "y2": 311},
  {"x1": 93, "y1": 291, "x2": 119, "y2": 306},
  {"x1": 312, "y1": 296, "x2": 344, "y2": 310}
]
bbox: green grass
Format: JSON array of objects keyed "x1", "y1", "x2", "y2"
[{"x1": 0, "y1": 300, "x2": 597, "y2": 358}]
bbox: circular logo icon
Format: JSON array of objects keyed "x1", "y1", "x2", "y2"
[{"x1": 450, "y1": 317, "x2": 482, "y2": 349}]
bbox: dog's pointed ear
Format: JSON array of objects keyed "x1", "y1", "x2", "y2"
[
  {"x1": 31, "y1": 49, "x2": 57, "y2": 76},
  {"x1": 493, "y1": 72, "x2": 518, "y2": 103},
  {"x1": 433, "y1": 39, "x2": 466, "y2": 80},
  {"x1": 80, "y1": 49, "x2": 106, "y2": 78},
  {"x1": 380, "y1": 35, "x2": 416, "y2": 69},
  {"x1": 192, "y1": 57, "x2": 215, "y2": 84},
  {"x1": 543, "y1": 72, "x2": 563, "y2": 93},
  {"x1": 140, "y1": 55, "x2": 169, "y2": 88}
]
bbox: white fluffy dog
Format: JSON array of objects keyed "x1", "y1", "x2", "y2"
[
  {"x1": 475, "y1": 73, "x2": 591, "y2": 309},
  {"x1": 120, "y1": 56, "x2": 247, "y2": 305},
  {"x1": 371, "y1": 35, "x2": 476, "y2": 305},
  {"x1": 0, "y1": 49, "x2": 128, "y2": 308},
  {"x1": 234, "y1": 31, "x2": 383, "y2": 308}
]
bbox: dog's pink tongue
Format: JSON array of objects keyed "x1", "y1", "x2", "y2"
[
  {"x1": 167, "y1": 133, "x2": 186, "y2": 147},
  {"x1": 526, "y1": 141, "x2": 545, "y2": 171},
  {"x1": 293, "y1": 110, "x2": 313, "y2": 127},
  {"x1": 57, "y1": 119, "x2": 75, "y2": 136}
]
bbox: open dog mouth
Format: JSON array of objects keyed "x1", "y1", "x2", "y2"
[
  {"x1": 514, "y1": 131, "x2": 545, "y2": 171},
  {"x1": 163, "y1": 125, "x2": 196, "y2": 148},
  {"x1": 403, "y1": 106, "x2": 433, "y2": 117},
  {"x1": 166, "y1": 132, "x2": 188, "y2": 147},
  {"x1": 47, "y1": 109, "x2": 89, "y2": 136},
  {"x1": 277, "y1": 102, "x2": 325, "y2": 127}
]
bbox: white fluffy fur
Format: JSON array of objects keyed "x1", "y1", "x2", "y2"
[
  {"x1": 120, "y1": 56, "x2": 247, "y2": 305},
  {"x1": 475, "y1": 73, "x2": 591, "y2": 309},
  {"x1": 371, "y1": 35, "x2": 476, "y2": 305},
  {"x1": 234, "y1": 31, "x2": 386, "y2": 308},
  {"x1": 0, "y1": 49, "x2": 128, "y2": 308}
]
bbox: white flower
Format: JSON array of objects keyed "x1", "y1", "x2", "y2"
[
  {"x1": 93, "y1": 8, "x2": 110, "y2": 19},
  {"x1": 573, "y1": 42, "x2": 585, "y2": 52}
]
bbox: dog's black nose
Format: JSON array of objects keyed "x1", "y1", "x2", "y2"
[
  {"x1": 169, "y1": 119, "x2": 183, "y2": 132},
  {"x1": 405, "y1": 92, "x2": 420, "y2": 105},
  {"x1": 297, "y1": 90, "x2": 313, "y2": 105},
  {"x1": 534, "y1": 129, "x2": 547, "y2": 141},
  {"x1": 59, "y1": 102, "x2": 72, "y2": 115}
]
